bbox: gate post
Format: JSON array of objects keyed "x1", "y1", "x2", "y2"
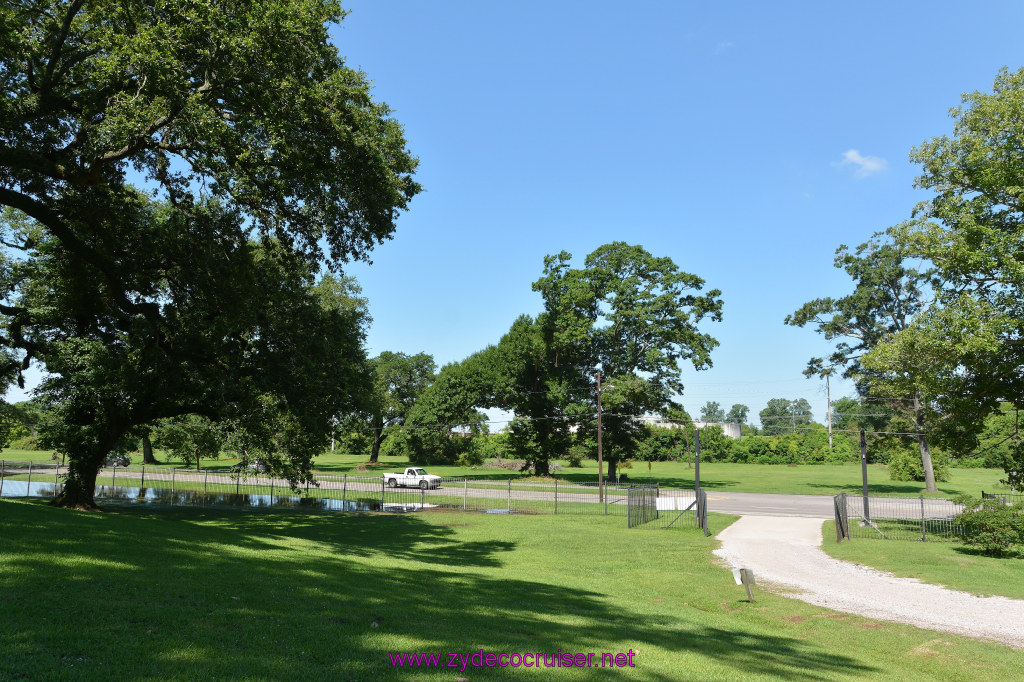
[
  {"x1": 834, "y1": 494, "x2": 843, "y2": 543},
  {"x1": 920, "y1": 495, "x2": 927, "y2": 542}
]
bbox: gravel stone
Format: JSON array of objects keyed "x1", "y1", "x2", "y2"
[{"x1": 713, "y1": 515, "x2": 1024, "y2": 649}]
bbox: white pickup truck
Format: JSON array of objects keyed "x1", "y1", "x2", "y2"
[{"x1": 383, "y1": 467, "x2": 442, "y2": 490}]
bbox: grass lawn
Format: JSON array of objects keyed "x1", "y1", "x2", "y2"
[
  {"x1": 2, "y1": 500, "x2": 1022, "y2": 680},
  {"x1": 3, "y1": 448, "x2": 1012, "y2": 497},
  {"x1": 821, "y1": 521, "x2": 1024, "y2": 601}
]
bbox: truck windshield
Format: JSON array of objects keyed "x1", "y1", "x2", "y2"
[{"x1": 414, "y1": 469, "x2": 427, "y2": 476}]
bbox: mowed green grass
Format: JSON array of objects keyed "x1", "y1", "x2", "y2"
[
  {"x1": 3, "y1": 448, "x2": 1011, "y2": 497},
  {"x1": 2, "y1": 500, "x2": 1022, "y2": 681},
  {"x1": 820, "y1": 521, "x2": 1024, "y2": 601}
]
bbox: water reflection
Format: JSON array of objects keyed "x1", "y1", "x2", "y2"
[
  {"x1": 0, "y1": 480, "x2": 435, "y2": 513},
  {"x1": 0, "y1": 480, "x2": 60, "y2": 497}
]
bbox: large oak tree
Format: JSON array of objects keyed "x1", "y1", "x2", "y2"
[{"x1": 0, "y1": 1, "x2": 419, "y2": 506}]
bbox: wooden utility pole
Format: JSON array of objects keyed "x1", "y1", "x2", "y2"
[
  {"x1": 826, "y1": 372, "x2": 833, "y2": 450},
  {"x1": 596, "y1": 370, "x2": 604, "y2": 503},
  {"x1": 694, "y1": 428, "x2": 701, "y2": 491},
  {"x1": 860, "y1": 429, "x2": 870, "y2": 523}
]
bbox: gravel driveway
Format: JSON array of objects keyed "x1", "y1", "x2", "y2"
[{"x1": 713, "y1": 516, "x2": 1024, "y2": 649}]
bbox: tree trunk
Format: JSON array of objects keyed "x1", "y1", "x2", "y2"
[
  {"x1": 607, "y1": 458, "x2": 617, "y2": 482},
  {"x1": 142, "y1": 434, "x2": 157, "y2": 464},
  {"x1": 534, "y1": 458, "x2": 550, "y2": 477},
  {"x1": 914, "y1": 394, "x2": 937, "y2": 493},
  {"x1": 370, "y1": 429, "x2": 384, "y2": 464},
  {"x1": 51, "y1": 452, "x2": 103, "y2": 510}
]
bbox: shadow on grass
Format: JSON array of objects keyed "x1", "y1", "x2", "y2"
[
  {"x1": 951, "y1": 545, "x2": 1024, "y2": 560},
  {"x1": 804, "y1": 481, "x2": 939, "y2": 496},
  {"x1": 0, "y1": 499, "x2": 876, "y2": 681}
]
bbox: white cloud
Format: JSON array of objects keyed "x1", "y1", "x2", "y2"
[
  {"x1": 835, "y1": 149, "x2": 888, "y2": 178},
  {"x1": 715, "y1": 41, "x2": 734, "y2": 54}
]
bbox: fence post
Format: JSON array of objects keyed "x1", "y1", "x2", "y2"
[
  {"x1": 171, "y1": 467, "x2": 175, "y2": 495},
  {"x1": 604, "y1": 481, "x2": 608, "y2": 516},
  {"x1": 270, "y1": 477, "x2": 275, "y2": 507},
  {"x1": 507, "y1": 479, "x2": 511, "y2": 513},
  {"x1": 463, "y1": 477, "x2": 467, "y2": 510},
  {"x1": 920, "y1": 494, "x2": 926, "y2": 542},
  {"x1": 236, "y1": 475, "x2": 240, "y2": 496},
  {"x1": 342, "y1": 474, "x2": 347, "y2": 507},
  {"x1": 141, "y1": 464, "x2": 145, "y2": 489},
  {"x1": 54, "y1": 463, "x2": 59, "y2": 495},
  {"x1": 554, "y1": 479, "x2": 557, "y2": 514},
  {"x1": 381, "y1": 474, "x2": 385, "y2": 509},
  {"x1": 26, "y1": 461, "x2": 33, "y2": 497},
  {"x1": 111, "y1": 464, "x2": 117, "y2": 494},
  {"x1": 204, "y1": 470, "x2": 209, "y2": 505},
  {"x1": 0, "y1": 460, "x2": 4, "y2": 497},
  {"x1": 420, "y1": 483, "x2": 425, "y2": 510},
  {"x1": 700, "y1": 489, "x2": 709, "y2": 536},
  {"x1": 834, "y1": 495, "x2": 843, "y2": 543}
]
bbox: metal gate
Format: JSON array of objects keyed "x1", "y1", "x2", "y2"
[{"x1": 628, "y1": 485, "x2": 709, "y2": 535}]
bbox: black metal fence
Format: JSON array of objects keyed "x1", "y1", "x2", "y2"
[
  {"x1": 981, "y1": 491, "x2": 1024, "y2": 505},
  {"x1": 0, "y1": 461, "x2": 639, "y2": 518},
  {"x1": 628, "y1": 485, "x2": 709, "y2": 535},
  {"x1": 833, "y1": 492, "x2": 964, "y2": 542}
]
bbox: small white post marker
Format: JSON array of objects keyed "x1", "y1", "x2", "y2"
[{"x1": 732, "y1": 568, "x2": 756, "y2": 602}]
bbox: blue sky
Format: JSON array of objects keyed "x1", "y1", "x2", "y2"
[
  {"x1": 7, "y1": 1, "x2": 1023, "y2": 427},
  {"x1": 328, "y1": 0, "x2": 1024, "y2": 425}
]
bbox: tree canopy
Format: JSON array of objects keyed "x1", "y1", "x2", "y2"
[
  {"x1": 786, "y1": 230, "x2": 940, "y2": 490},
  {"x1": 699, "y1": 401, "x2": 725, "y2": 423},
  {"x1": 862, "y1": 68, "x2": 1024, "y2": 483},
  {"x1": 358, "y1": 351, "x2": 436, "y2": 463},
  {"x1": 759, "y1": 398, "x2": 812, "y2": 437},
  {"x1": 726, "y1": 404, "x2": 749, "y2": 424},
  {"x1": 0, "y1": 1, "x2": 419, "y2": 506},
  {"x1": 532, "y1": 242, "x2": 723, "y2": 478}
]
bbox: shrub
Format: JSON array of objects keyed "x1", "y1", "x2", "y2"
[
  {"x1": 954, "y1": 496, "x2": 1024, "y2": 557},
  {"x1": 953, "y1": 456, "x2": 988, "y2": 469},
  {"x1": 8, "y1": 435, "x2": 40, "y2": 450},
  {"x1": 456, "y1": 449, "x2": 484, "y2": 466},
  {"x1": 888, "y1": 448, "x2": 950, "y2": 482},
  {"x1": 565, "y1": 445, "x2": 586, "y2": 468}
]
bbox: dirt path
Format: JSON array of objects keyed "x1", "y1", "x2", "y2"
[{"x1": 713, "y1": 516, "x2": 1024, "y2": 649}]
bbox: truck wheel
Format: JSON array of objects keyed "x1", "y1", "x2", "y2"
[
  {"x1": 388, "y1": 478, "x2": 397, "y2": 488},
  {"x1": 419, "y1": 480, "x2": 428, "y2": 490}
]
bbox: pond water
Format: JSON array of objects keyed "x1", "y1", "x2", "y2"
[{"x1": 0, "y1": 480, "x2": 434, "y2": 513}]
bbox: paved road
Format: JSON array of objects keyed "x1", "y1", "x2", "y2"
[{"x1": 703, "y1": 491, "x2": 834, "y2": 518}]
